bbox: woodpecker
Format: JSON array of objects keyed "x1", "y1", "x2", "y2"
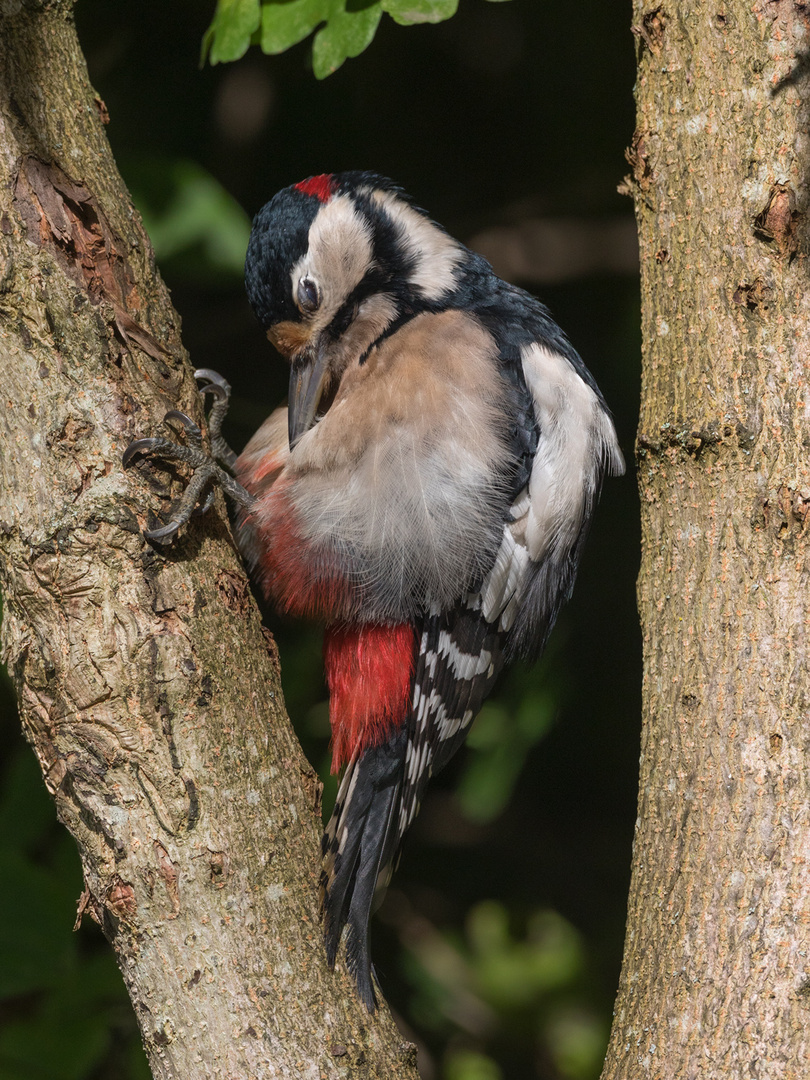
[{"x1": 125, "y1": 172, "x2": 624, "y2": 1011}]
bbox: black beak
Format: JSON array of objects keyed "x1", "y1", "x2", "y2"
[{"x1": 288, "y1": 338, "x2": 329, "y2": 450}]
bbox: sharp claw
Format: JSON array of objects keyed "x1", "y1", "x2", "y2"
[
  {"x1": 143, "y1": 520, "x2": 184, "y2": 544},
  {"x1": 199, "y1": 382, "x2": 227, "y2": 401},
  {"x1": 164, "y1": 410, "x2": 201, "y2": 438},
  {"x1": 123, "y1": 438, "x2": 162, "y2": 468},
  {"x1": 195, "y1": 368, "x2": 231, "y2": 391},
  {"x1": 194, "y1": 489, "x2": 217, "y2": 516},
  {"x1": 194, "y1": 368, "x2": 230, "y2": 401},
  {"x1": 125, "y1": 368, "x2": 242, "y2": 544}
]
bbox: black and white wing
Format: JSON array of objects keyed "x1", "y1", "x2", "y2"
[{"x1": 320, "y1": 331, "x2": 623, "y2": 1010}]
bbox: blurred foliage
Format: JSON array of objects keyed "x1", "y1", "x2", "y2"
[
  {"x1": 130, "y1": 157, "x2": 251, "y2": 281},
  {"x1": 0, "y1": 1, "x2": 641, "y2": 1077},
  {"x1": 458, "y1": 693, "x2": 555, "y2": 824},
  {"x1": 203, "y1": 0, "x2": 511, "y2": 78},
  {"x1": 0, "y1": 742, "x2": 150, "y2": 1080},
  {"x1": 398, "y1": 900, "x2": 607, "y2": 1080}
]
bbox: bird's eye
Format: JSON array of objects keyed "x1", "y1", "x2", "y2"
[{"x1": 297, "y1": 276, "x2": 321, "y2": 313}]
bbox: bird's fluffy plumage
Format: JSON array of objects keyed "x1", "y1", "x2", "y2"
[{"x1": 236, "y1": 172, "x2": 624, "y2": 1009}]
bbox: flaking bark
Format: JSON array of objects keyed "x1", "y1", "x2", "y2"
[
  {"x1": 603, "y1": 2, "x2": 810, "y2": 1077},
  {"x1": 0, "y1": 3, "x2": 420, "y2": 1077}
]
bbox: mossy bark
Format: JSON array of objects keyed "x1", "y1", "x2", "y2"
[
  {"x1": 0, "y1": 3, "x2": 419, "y2": 1077},
  {"x1": 603, "y1": 2, "x2": 810, "y2": 1076}
]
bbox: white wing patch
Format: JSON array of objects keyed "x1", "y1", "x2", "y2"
[
  {"x1": 437, "y1": 629, "x2": 494, "y2": 680},
  {"x1": 477, "y1": 522, "x2": 531, "y2": 631},
  {"x1": 475, "y1": 345, "x2": 624, "y2": 638},
  {"x1": 521, "y1": 343, "x2": 624, "y2": 563},
  {"x1": 399, "y1": 714, "x2": 435, "y2": 833},
  {"x1": 398, "y1": 601, "x2": 504, "y2": 838}
]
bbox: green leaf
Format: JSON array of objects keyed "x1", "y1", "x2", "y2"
[
  {"x1": 260, "y1": 0, "x2": 329, "y2": 54},
  {"x1": 516, "y1": 690, "x2": 555, "y2": 738},
  {"x1": 0, "y1": 949, "x2": 142, "y2": 1080},
  {"x1": 381, "y1": 0, "x2": 457, "y2": 26},
  {"x1": 203, "y1": 0, "x2": 262, "y2": 65},
  {"x1": 204, "y1": 0, "x2": 503, "y2": 73},
  {"x1": 466, "y1": 905, "x2": 585, "y2": 1010},
  {"x1": 311, "y1": 0, "x2": 383, "y2": 78}
]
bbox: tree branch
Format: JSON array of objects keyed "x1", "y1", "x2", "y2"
[
  {"x1": 0, "y1": 3, "x2": 420, "y2": 1076},
  {"x1": 603, "y1": 1, "x2": 810, "y2": 1075}
]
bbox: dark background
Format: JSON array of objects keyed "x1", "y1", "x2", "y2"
[{"x1": 0, "y1": 3, "x2": 641, "y2": 1078}]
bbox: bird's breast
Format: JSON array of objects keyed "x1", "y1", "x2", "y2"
[{"x1": 284, "y1": 310, "x2": 516, "y2": 619}]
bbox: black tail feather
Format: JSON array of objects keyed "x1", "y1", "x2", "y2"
[
  {"x1": 321, "y1": 730, "x2": 407, "y2": 1010},
  {"x1": 343, "y1": 778, "x2": 400, "y2": 1008},
  {"x1": 321, "y1": 768, "x2": 373, "y2": 969}
]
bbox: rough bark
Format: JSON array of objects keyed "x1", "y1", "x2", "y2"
[
  {"x1": 0, "y1": 4, "x2": 421, "y2": 1077},
  {"x1": 604, "y1": 2, "x2": 810, "y2": 1077}
]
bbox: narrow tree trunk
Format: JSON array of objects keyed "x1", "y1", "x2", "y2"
[
  {"x1": 0, "y1": 4, "x2": 420, "y2": 1076},
  {"x1": 604, "y1": 2, "x2": 810, "y2": 1076}
]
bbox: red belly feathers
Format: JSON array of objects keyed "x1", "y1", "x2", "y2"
[
  {"x1": 324, "y1": 623, "x2": 416, "y2": 771},
  {"x1": 239, "y1": 464, "x2": 417, "y2": 772}
]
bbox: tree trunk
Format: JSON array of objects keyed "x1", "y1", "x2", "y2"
[
  {"x1": 0, "y1": 3, "x2": 420, "y2": 1077},
  {"x1": 604, "y1": 2, "x2": 810, "y2": 1076}
]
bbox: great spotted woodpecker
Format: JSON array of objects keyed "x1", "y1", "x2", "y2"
[{"x1": 125, "y1": 172, "x2": 624, "y2": 1010}]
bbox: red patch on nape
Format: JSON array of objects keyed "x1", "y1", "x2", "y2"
[
  {"x1": 294, "y1": 174, "x2": 336, "y2": 203},
  {"x1": 324, "y1": 623, "x2": 417, "y2": 773}
]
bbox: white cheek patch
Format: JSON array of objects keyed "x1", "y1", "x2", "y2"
[
  {"x1": 370, "y1": 189, "x2": 462, "y2": 300},
  {"x1": 521, "y1": 343, "x2": 624, "y2": 562},
  {"x1": 291, "y1": 195, "x2": 374, "y2": 326}
]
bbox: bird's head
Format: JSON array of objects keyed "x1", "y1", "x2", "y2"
[{"x1": 244, "y1": 172, "x2": 465, "y2": 448}]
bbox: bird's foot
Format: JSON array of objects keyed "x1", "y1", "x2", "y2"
[
  {"x1": 194, "y1": 367, "x2": 238, "y2": 470},
  {"x1": 123, "y1": 370, "x2": 253, "y2": 544}
]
